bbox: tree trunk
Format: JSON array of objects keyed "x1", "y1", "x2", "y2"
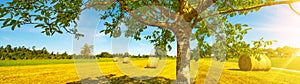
[{"x1": 175, "y1": 32, "x2": 191, "y2": 84}]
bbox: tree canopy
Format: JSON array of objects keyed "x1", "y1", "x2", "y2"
[
  {"x1": 96, "y1": 52, "x2": 112, "y2": 58},
  {"x1": 80, "y1": 43, "x2": 94, "y2": 56}
]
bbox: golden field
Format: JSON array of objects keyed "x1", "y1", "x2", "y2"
[{"x1": 0, "y1": 58, "x2": 300, "y2": 84}]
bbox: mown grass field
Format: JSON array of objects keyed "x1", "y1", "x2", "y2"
[
  {"x1": 0, "y1": 59, "x2": 116, "y2": 66},
  {"x1": 0, "y1": 58, "x2": 300, "y2": 84},
  {"x1": 0, "y1": 59, "x2": 74, "y2": 66},
  {"x1": 270, "y1": 57, "x2": 300, "y2": 70}
]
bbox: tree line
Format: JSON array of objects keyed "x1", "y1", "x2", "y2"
[
  {"x1": 96, "y1": 45, "x2": 300, "y2": 59},
  {"x1": 0, "y1": 45, "x2": 71, "y2": 60},
  {"x1": 1, "y1": 44, "x2": 298, "y2": 61},
  {"x1": 95, "y1": 52, "x2": 176, "y2": 59},
  {"x1": 264, "y1": 46, "x2": 299, "y2": 58}
]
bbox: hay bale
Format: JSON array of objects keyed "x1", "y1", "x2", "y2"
[
  {"x1": 113, "y1": 57, "x2": 119, "y2": 62},
  {"x1": 123, "y1": 57, "x2": 130, "y2": 64},
  {"x1": 145, "y1": 57, "x2": 159, "y2": 68},
  {"x1": 238, "y1": 54, "x2": 271, "y2": 71}
]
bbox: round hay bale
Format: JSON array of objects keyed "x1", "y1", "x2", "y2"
[
  {"x1": 113, "y1": 57, "x2": 119, "y2": 62},
  {"x1": 238, "y1": 54, "x2": 271, "y2": 71},
  {"x1": 123, "y1": 57, "x2": 130, "y2": 64},
  {"x1": 145, "y1": 57, "x2": 159, "y2": 68}
]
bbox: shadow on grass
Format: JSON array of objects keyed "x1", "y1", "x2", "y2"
[
  {"x1": 228, "y1": 68, "x2": 271, "y2": 72},
  {"x1": 66, "y1": 74, "x2": 174, "y2": 84},
  {"x1": 228, "y1": 69, "x2": 244, "y2": 71}
]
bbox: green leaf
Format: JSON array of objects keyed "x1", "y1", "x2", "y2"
[
  {"x1": 3, "y1": 19, "x2": 10, "y2": 27},
  {"x1": 11, "y1": 24, "x2": 16, "y2": 30},
  {"x1": 0, "y1": 18, "x2": 5, "y2": 21},
  {"x1": 34, "y1": 24, "x2": 44, "y2": 28},
  {"x1": 46, "y1": 31, "x2": 50, "y2": 36},
  {"x1": 167, "y1": 45, "x2": 172, "y2": 51}
]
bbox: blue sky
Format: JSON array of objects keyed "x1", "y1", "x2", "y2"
[{"x1": 1, "y1": 2, "x2": 300, "y2": 55}]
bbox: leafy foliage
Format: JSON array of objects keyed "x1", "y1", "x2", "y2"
[
  {"x1": 93, "y1": 0, "x2": 293, "y2": 62},
  {"x1": 0, "y1": 0, "x2": 299, "y2": 56},
  {"x1": 0, "y1": 0, "x2": 84, "y2": 39},
  {"x1": 96, "y1": 52, "x2": 112, "y2": 58},
  {"x1": 0, "y1": 0, "x2": 298, "y2": 58},
  {"x1": 250, "y1": 38, "x2": 277, "y2": 55}
]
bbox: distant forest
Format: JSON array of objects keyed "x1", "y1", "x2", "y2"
[
  {"x1": 0, "y1": 44, "x2": 175, "y2": 60},
  {"x1": 0, "y1": 44, "x2": 298, "y2": 60},
  {"x1": 0, "y1": 45, "x2": 71, "y2": 60}
]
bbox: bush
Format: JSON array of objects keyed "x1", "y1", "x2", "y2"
[{"x1": 96, "y1": 52, "x2": 112, "y2": 58}]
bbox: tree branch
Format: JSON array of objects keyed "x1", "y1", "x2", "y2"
[
  {"x1": 80, "y1": 1, "x2": 112, "y2": 12},
  {"x1": 207, "y1": 24, "x2": 243, "y2": 56},
  {"x1": 117, "y1": 0, "x2": 172, "y2": 30},
  {"x1": 201, "y1": 1, "x2": 300, "y2": 21},
  {"x1": 190, "y1": 0, "x2": 215, "y2": 28},
  {"x1": 195, "y1": 0, "x2": 215, "y2": 14},
  {"x1": 151, "y1": 0, "x2": 178, "y2": 23},
  {"x1": 289, "y1": 3, "x2": 300, "y2": 16}
]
